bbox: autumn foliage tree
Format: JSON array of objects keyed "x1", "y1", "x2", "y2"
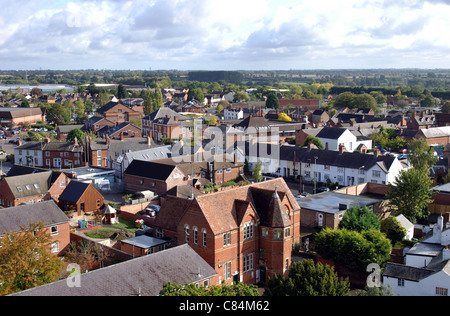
[{"x1": 0, "y1": 223, "x2": 62, "y2": 296}]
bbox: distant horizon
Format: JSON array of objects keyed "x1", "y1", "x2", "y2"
[{"x1": 2, "y1": 68, "x2": 450, "y2": 72}]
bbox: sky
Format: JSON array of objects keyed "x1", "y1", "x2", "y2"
[{"x1": 1, "y1": 0, "x2": 450, "y2": 71}]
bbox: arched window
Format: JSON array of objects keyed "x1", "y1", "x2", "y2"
[
  {"x1": 202, "y1": 229, "x2": 207, "y2": 247},
  {"x1": 184, "y1": 224, "x2": 190, "y2": 243},
  {"x1": 193, "y1": 226, "x2": 198, "y2": 245}
]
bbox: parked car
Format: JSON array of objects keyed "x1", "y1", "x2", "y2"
[
  {"x1": 397, "y1": 154, "x2": 408, "y2": 160},
  {"x1": 145, "y1": 205, "x2": 161, "y2": 213},
  {"x1": 294, "y1": 193, "x2": 309, "y2": 199},
  {"x1": 316, "y1": 186, "x2": 330, "y2": 193}
]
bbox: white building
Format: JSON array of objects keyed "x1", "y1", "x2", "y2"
[
  {"x1": 316, "y1": 127, "x2": 373, "y2": 152},
  {"x1": 383, "y1": 215, "x2": 450, "y2": 296},
  {"x1": 223, "y1": 108, "x2": 244, "y2": 120},
  {"x1": 14, "y1": 141, "x2": 44, "y2": 167},
  {"x1": 277, "y1": 144, "x2": 406, "y2": 186}
]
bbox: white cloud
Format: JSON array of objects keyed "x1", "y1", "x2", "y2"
[{"x1": 1, "y1": 0, "x2": 450, "y2": 69}]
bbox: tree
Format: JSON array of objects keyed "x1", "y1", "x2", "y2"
[
  {"x1": 315, "y1": 228, "x2": 391, "y2": 273},
  {"x1": 332, "y1": 92, "x2": 354, "y2": 108},
  {"x1": 352, "y1": 93, "x2": 378, "y2": 112},
  {"x1": 264, "y1": 259, "x2": 350, "y2": 296},
  {"x1": 278, "y1": 113, "x2": 292, "y2": 122},
  {"x1": 64, "y1": 240, "x2": 111, "y2": 273},
  {"x1": 143, "y1": 87, "x2": 154, "y2": 115},
  {"x1": 265, "y1": 91, "x2": 279, "y2": 109},
  {"x1": 441, "y1": 101, "x2": 450, "y2": 114},
  {"x1": 47, "y1": 102, "x2": 70, "y2": 125},
  {"x1": 153, "y1": 84, "x2": 163, "y2": 111},
  {"x1": 188, "y1": 87, "x2": 205, "y2": 104},
  {"x1": 233, "y1": 91, "x2": 250, "y2": 102},
  {"x1": 419, "y1": 92, "x2": 435, "y2": 107},
  {"x1": 159, "y1": 281, "x2": 259, "y2": 296},
  {"x1": 386, "y1": 168, "x2": 434, "y2": 223},
  {"x1": 20, "y1": 99, "x2": 30, "y2": 108},
  {"x1": 252, "y1": 160, "x2": 262, "y2": 182},
  {"x1": 380, "y1": 216, "x2": 407, "y2": 244},
  {"x1": 301, "y1": 135, "x2": 324, "y2": 149},
  {"x1": 0, "y1": 223, "x2": 62, "y2": 296},
  {"x1": 117, "y1": 84, "x2": 127, "y2": 99},
  {"x1": 358, "y1": 284, "x2": 394, "y2": 296},
  {"x1": 407, "y1": 138, "x2": 438, "y2": 170},
  {"x1": 338, "y1": 206, "x2": 380, "y2": 232},
  {"x1": 67, "y1": 128, "x2": 85, "y2": 144},
  {"x1": 215, "y1": 103, "x2": 224, "y2": 116}
]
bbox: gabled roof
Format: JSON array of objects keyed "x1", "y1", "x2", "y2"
[
  {"x1": 3, "y1": 171, "x2": 53, "y2": 199},
  {"x1": 419, "y1": 126, "x2": 450, "y2": 138},
  {"x1": 124, "y1": 160, "x2": 177, "y2": 181},
  {"x1": 43, "y1": 142, "x2": 84, "y2": 153},
  {"x1": 279, "y1": 145, "x2": 396, "y2": 172},
  {"x1": 12, "y1": 244, "x2": 217, "y2": 296},
  {"x1": 316, "y1": 127, "x2": 349, "y2": 139},
  {"x1": 142, "y1": 107, "x2": 181, "y2": 121},
  {"x1": 0, "y1": 200, "x2": 69, "y2": 236},
  {"x1": 234, "y1": 116, "x2": 270, "y2": 129},
  {"x1": 193, "y1": 178, "x2": 298, "y2": 235},
  {"x1": 58, "y1": 181, "x2": 91, "y2": 203}
]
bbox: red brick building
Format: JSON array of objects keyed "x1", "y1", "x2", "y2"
[
  {"x1": 123, "y1": 155, "x2": 244, "y2": 195},
  {"x1": 0, "y1": 170, "x2": 70, "y2": 207},
  {"x1": 97, "y1": 122, "x2": 142, "y2": 140},
  {"x1": 152, "y1": 178, "x2": 301, "y2": 285},
  {"x1": 0, "y1": 201, "x2": 71, "y2": 256},
  {"x1": 42, "y1": 139, "x2": 86, "y2": 169},
  {"x1": 96, "y1": 101, "x2": 143, "y2": 124}
]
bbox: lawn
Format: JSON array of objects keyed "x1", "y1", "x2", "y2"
[{"x1": 84, "y1": 219, "x2": 139, "y2": 240}]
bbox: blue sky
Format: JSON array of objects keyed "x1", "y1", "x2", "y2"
[{"x1": 1, "y1": 0, "x2": 450, "y2": 70}]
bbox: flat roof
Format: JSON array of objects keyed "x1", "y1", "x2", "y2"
[
  {"x1": 121, "y1": 235, "x2": 169, "y2": 249},
  {"x1": 296, "y1": 191, "x2": 383, "y2": 214}
]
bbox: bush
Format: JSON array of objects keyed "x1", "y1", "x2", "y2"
[{"x1": 315, "y1": 228, "x2": 391, "y2": 273}]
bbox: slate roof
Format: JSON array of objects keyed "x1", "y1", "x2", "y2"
[
  {"x1": 96, "y1": 101, "x2": 120, "y2": 114},
  {"x1": 12, "y1": 244, "x2": 217, "y2": 296},
  {"x1": 279, "y1": 145, "x2": 396, "y2": 172},
  {"x1": 316, "y1": 127, "x2": 348, "y2": 139},
  {"x1": 124, "y1": 160, "x2": 177, "y2": 180},
  {"x1": 14, "y1": 141, "x2": 43, "y2": 151},
  {"x1": 43, "y1": 142, "x2": 83, "y2": 153},
  {"x1": 234, "y1": 116, "x2": 270, "y2": 129},
  {"x1": 58, "y1": 180, "x2": 91, "y2": 203},
  {"x1": 3, "y1": 171, "x2": 53, "y2": 199},
  {"x1": 142, "y1": 107, "x2": 182, "y2": 122},
  {"x1": 0, "y1": 200, "x2": 69, "y2": 236},
  {"x1": 419, "y1": 126, "x2": 450, "y2": 138},
  {"x1": 383, "y1": 262, "x2": 435, "y2": 282}
]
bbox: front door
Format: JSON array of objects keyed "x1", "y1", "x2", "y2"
[
  {"x1": 260, "y1": 266, "x2": 266, "y2": 284},
  {"x1": 233, "y1": 273, "x2": 239, "y2": 284}
]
